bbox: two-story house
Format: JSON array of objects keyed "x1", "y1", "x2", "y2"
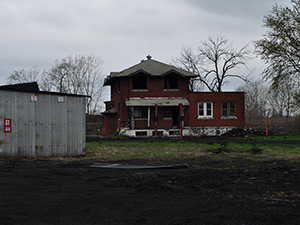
[{"x1": 102, "y1": 55, "x2": 245, "y2": 137}]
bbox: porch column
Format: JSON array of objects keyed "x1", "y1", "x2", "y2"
[
  {"x1": 180, "y1": 103, "x2": 183, "y2": 139},
  {"x1": 147, "y1": 106, "x2": 150, "y2": 127},
  {"x1": 117, "y1": 103, "x2": 121, "y2": 130},
  {"x1": 130, "y1": 107, "x2": 135, "y2": 129},
  {"x1": 155, "y1": 104, "x2": 158, "y2": 138}
]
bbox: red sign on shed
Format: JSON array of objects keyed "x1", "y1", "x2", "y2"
[{"x1": 4, "y1": 118, "x2": 11, "y2": 133}]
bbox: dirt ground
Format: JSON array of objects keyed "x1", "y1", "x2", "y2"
[{"x1": 1, "y1": 153, "x2": 300, "y2": 224}]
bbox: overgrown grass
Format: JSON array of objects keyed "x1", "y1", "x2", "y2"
[
  {"x1": 226, "y1": 143, "x2": 253, "y2": 152},
  {"x1": 257, "y1": 143, "x2": 300, "y2": 156},
  {"x1": 224, "y1": 142, "x2": 300, "y2": 160},
  {"x1": 84, "y1": 140, "x2": 300, "y2": 162},
  {"x1": 242, "y1": 132, "x2": 300, "y2": 141},
  {"x1": 86, "y1": 141, "x2": 221, "y2": 161}
]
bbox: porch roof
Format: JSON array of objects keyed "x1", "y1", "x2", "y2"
[{"x1": 125, "y1": 98, "x2": 189, "y2": 107}]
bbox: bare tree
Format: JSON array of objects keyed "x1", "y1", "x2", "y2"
[
  {"x1": 174, "y1": 36, "x2": 251, "y2": 92},
  {"x1": 47, "y1": 55, "x2": 104, "y2": 114},
  {"x1": 267, "y1": 76, "x2": 296, "y2": 117},
  {"x1": 236, "y1": 80, "x2": 270, "y2": 119},
  {"x1": 7, "y1": 66, "x2": 42, "y2": 84},
  {"x1": 238, "y1": 76, "x2": 298, "y2": 119},
  {"x1": 6, "y1": 55, "x2": 105, "y2": 114},
  {"x1": 172, "y1": 47, "x2": 203, "y2": 91}
]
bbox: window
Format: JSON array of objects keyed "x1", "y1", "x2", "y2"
[
  {"x1": 133, "y1": 107, "x2": 148, "y2": 118},
  {"x1": 164, "y1": 76, "x2": 178, "y2": 89},
  {"x1": 198, "y1": 102, "x2": 213, "y2": 118},
  {"x1": 132, "y1": 76, "x2": 147, "y2": 89},
  {"x1": 222, "y1": 102, "x2": 236, "y2": 117}
]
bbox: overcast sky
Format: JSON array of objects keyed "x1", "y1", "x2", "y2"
[{"x1": 0, "y1": 0, "x2": 291, "y2": 90}]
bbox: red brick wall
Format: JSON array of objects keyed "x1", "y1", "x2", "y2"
[
  {"x1": 102, "y1": 114, "x2": 117, "y2": 134},
  {"x1": 110, "y1": 76, "x2": 190, "y2": 127},
  {"x1": 127, "y1": 76, "x2": 189, "y2": 98},
  {"x1": 104, "y1": 76, "x2": 245, "y2": 133},
  {"x1": 188, "y1": 92, "x2": 245, "y2": 127}
]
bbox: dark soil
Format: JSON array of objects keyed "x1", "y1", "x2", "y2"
[{"x1": 1, "y1": 156, "x2": 300, "y2": 225}]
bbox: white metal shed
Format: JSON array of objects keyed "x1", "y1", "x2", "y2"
[{"x1": 0, "y1": 82, "x2": 89, "y2": 158}]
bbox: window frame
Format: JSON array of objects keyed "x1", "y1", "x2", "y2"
[
  {"x1": 198, "y1": 102, "x2": 213, "y2": 119},
  {"x1": 221, "y1": 102, "x2": 237, "y2": 119}
]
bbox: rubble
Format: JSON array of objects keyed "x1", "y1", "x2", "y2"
[{"x1": 222, "y1": 128, "x2": 267, "y2": 137}]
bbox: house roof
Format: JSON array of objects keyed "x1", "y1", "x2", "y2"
[
  {"x1": 101, "y1": 108, "x2": 118, "y2": 114},
  {"x1": 125, "y1": 97, "x2": 189, "y2": 107},
  {"x1": 0, "y1": 82, "x2": 90, "y2": 98},
  {"x1": 104, "y1": 56, "x2": 197, "y2": 85}
]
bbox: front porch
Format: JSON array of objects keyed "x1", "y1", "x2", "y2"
[{"x1": 123, "y1": 97, "x2": 189, "y2": 138}]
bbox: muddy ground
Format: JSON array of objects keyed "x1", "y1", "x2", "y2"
[{"x1": 1, "y1": 147, "x2": 300, "y2": 224}]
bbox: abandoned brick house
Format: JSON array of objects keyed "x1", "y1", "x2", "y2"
[{"x1": 102, "y1": 56, "x2": 245, "y2": 137}]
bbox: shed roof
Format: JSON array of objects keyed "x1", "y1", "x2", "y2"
[
  {"x1": 0, "y1": 82, "x2": 39, "y2": 92},
  {"x1": 104, "y1": 56, "x2": 197, "y2": 85},
  {"x1": 0, "y1": 82, "x2": 90, "y2": 97}
]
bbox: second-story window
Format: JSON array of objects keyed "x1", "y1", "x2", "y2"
[
  {"x1": 164, "y1": 76, "x2": 178, "y2": 89},
  {"x1": 132, "y1": 76, "x2": 147, "y2": 89}
]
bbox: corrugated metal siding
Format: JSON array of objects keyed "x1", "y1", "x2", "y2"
[{"x1": 0, "y1": 91, "x2": 86, "y2": 157}]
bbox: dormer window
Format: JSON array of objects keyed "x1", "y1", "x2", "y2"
[
  {"x1": 132, "y1": 76, "x2": 147, "y2": 90},
  {"x1": 164, "y1": 75, "x2": 178, "y2": 89}
]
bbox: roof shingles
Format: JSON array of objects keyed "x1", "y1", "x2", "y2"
[{"x1": 104, "y1": 58, "x2": 197, "y2": 85}]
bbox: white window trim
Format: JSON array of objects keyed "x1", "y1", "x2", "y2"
[{"x1": 198, "y1": 102, "x2": 214, "y2": 119}]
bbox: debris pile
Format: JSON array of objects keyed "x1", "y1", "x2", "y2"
[{"x1": 222, "y1": 128, "x2": 266, "y2": 137}]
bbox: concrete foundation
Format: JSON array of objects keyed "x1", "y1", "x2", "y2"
[{"x1": 119, "y1": 126, "x2": 236, "y2": 137}]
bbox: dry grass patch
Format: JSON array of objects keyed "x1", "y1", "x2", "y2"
[{"x1": 85, "y1": 141, "x2": 221, "y2": 161}]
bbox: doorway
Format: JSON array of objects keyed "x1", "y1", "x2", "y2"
[{"x1": 171, "y1": 107, "x2": 179, "y2": 127}]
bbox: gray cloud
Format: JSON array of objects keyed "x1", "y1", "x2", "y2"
[{"x1": 0, "y1": 0, "x2": 291, "y2": 90}]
